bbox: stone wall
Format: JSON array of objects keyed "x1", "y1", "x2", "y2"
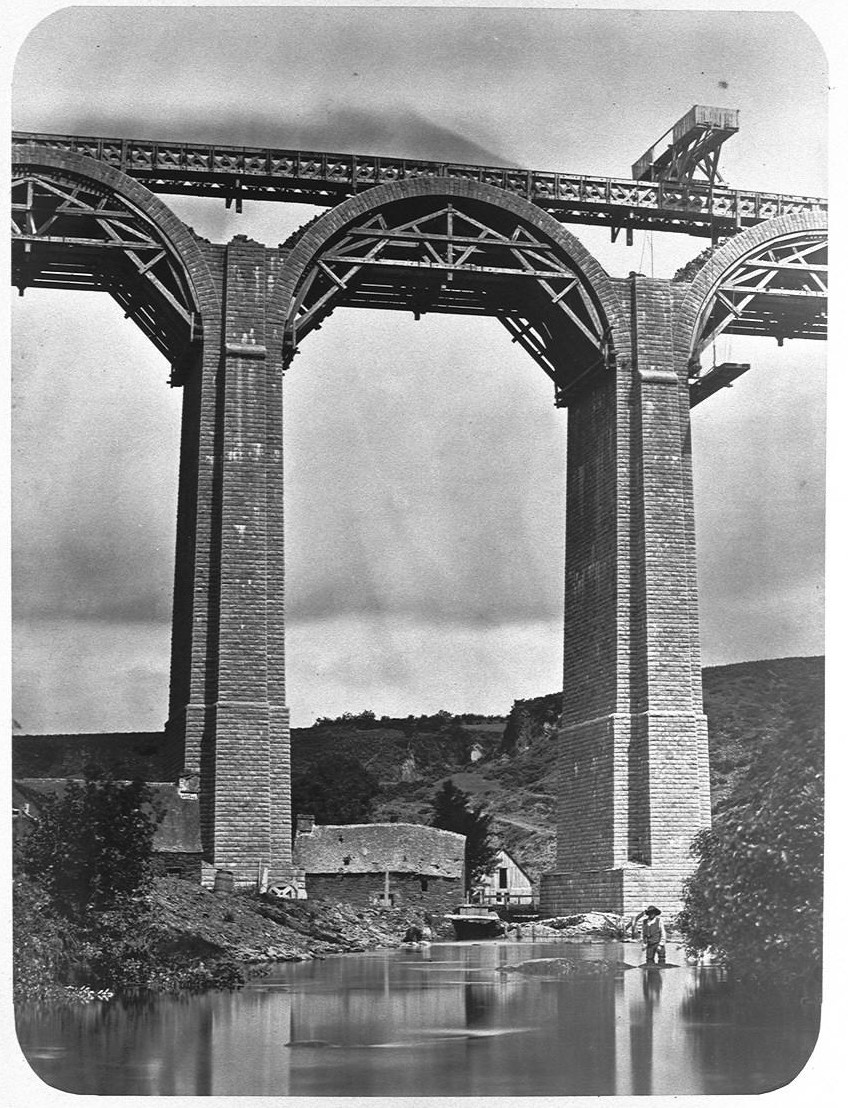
[
  {"x1": 295, "y1": 822, "x2": 465, "y2": 880},
  {"x1": 151, "y1": 852, "x2": 203, "y2": 883},
  {"x1": 306, "y1": 872, "x2": 462, "y2": 915}
]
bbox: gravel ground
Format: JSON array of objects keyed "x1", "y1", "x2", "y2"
[{"x1": 151, "y1": 877, "x2": 414, "y2": 962}]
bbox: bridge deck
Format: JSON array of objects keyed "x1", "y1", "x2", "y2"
[{"x1": 12, "y1": 131, "x2": 826, "y2": 240}]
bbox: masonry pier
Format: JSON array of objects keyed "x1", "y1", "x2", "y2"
[{"x1": 11, "y1": 135, "x2": 826, "y2": 904}]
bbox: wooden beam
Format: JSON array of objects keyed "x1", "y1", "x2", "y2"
[{"x1": 319, "y1": 255, "x2": 574, "y2": 279}]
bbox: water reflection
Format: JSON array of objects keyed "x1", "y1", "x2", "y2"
[{"x1": 16, "y1": 941, "x2": 818, "y2": 1097}]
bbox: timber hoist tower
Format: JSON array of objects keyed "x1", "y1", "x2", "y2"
[{"x1": 11, "y1": 107, "x2": 827, "y2": 911}]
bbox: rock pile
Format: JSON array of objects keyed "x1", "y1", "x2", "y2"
[
  {"x1": 536, "y1": 912, "x2": 627, "y2": 938},
  {"x1": 500, "y1": 956, "x2": 632, "y2": 977}
]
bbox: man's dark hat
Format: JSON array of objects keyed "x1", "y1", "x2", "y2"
[{"x1": 645, "y1": 905, "x2": 661, "y2": 916}]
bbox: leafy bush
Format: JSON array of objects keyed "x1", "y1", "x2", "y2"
[
  {"x1": 678, "y1": 726, "x2": 823, "y2": 1000},
  {"x1": 13, "y1": 770, "x2": 243, "y2": 1001},
  {"x1": 12, "y1": 876, "x2": 76, "y2": 1003},
  {"x1": 18, "y1": 769, "x2": 160, "y2": 916},
  {"x1": 71, "y1": 903, "x2": 167, "y2": 991},
  {"x1": 149, "y1": 958, "x2": 245, "y2": 994}
]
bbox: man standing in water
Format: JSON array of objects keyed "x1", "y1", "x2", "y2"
[{"x1": 640, "y1": 906, "x2": 667, "y2": 964}]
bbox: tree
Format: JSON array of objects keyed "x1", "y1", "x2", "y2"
[
  {"x1": 678, "y1": 726, "x2": 823, "y2": 999},
  {"x1": 292, "y1": 754, "x2": 379, "y2": 825},
  {"x1": 430, "y1": 779, "x2": 499, "y2": 892},
  {"x1": 19, "y1": 768, "x2": 161, "y2": 918},
  {"x1": 15, "y1": 769, "x2": 167, "y2": 996}
]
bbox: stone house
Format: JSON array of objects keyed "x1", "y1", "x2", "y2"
[{"x1": 293, "y1": 815, "x2": 465, "y2": 913}]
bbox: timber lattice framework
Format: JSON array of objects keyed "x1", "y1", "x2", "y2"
[
  {"x1": 12, "y1": 130, "x2": 827, "y2": 237},
  {"x1": 12, "y1": 131, "x2": 828, "y2": 404}
]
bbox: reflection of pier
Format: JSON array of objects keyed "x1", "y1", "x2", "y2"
[
  {"x1": 625, "y1": 966, "x2": 664, "y2": 1094},
  {"x1": 156, "y1": 990, "x2": 293, "y2": 1095},
  {"x1": 18, "y1": 947, "x2": 819, "y2": 1095},
  {"x1": 53, "y1": 990, "x2": 295, "y2": 1095}
]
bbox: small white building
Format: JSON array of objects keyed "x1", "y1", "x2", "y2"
[{"x1": 474, "y1": 848, "x2": 534, "y2": 905}]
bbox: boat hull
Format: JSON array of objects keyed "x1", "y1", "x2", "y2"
[
  {"x1": 445, "y1": 909, "x2": 505, "y2": 940},
  {"x1": 449, "y1": 920, "x2": 503, "y2": 940}
]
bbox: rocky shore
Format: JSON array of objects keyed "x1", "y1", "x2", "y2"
[{"x1": 152, "y1": 879, "x2": 635, "y2": 965}]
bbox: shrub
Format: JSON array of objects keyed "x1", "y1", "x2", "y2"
[
  {"x1": 12, "y1": 876, "x2": 76, "y2": 1003},
  {"x1": 678, "y1": 727, "x2": 823, "y2": 1000},
  {"x1": 18, "y1": 769, "x2": 160, "y2": 917}
]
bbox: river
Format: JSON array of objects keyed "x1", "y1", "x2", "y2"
[{"x1": 16, "y1": 939, "x2": 818, "y2": 1097}]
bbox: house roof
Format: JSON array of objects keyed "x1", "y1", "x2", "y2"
[
  {"x1": 475, "y1": 847, "x2": 534, "y2": 887},
  {"x1": 495, "y1": 847, "x2": 533, "y2": 881},
  {"x1": 295, "y1": 822, "x2": 465, "y2": 878},
  {"x1": 13, "y1": 779, "x2": 201, "y2": 854}
]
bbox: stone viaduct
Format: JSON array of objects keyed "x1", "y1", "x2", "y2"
[{"x1": 11, "y1": 135, "x2": 827, "y2": 914}]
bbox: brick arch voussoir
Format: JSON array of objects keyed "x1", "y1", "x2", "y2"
[
  {"x1": 13, "y1": 145, "x2": 221, "y2": 329},
  {"x1": 271, "y1": 177, "x2": 627, "y2": 357},
  {"x1": 675, "y1": 211, "x2": 828, "y2": 359}
]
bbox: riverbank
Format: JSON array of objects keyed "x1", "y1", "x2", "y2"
[
  {"x1": 152, "y1": 876, "x2": 412, "y2": 961},
  {"x1": 151, "y1": 878, "x2": 634, "y2": 963},
  {"x1": 13, "y1": 873, "x2": 642, "y2": 1006}
]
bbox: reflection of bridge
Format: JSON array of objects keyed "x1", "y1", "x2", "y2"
[{"x1": 11, "y1": 130, "x2": 827, "y2": 914}]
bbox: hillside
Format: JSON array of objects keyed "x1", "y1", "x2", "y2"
[
  {"x1": 13, "y1": 656, "x2": 824, "y2": 891},
  {"x1": 291, "y1": 656, "x2": 824, "y2": 886}
]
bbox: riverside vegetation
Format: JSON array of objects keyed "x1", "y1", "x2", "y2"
[{"x1": 13, "y1": 656, "x2": 823, "y2": 1006}]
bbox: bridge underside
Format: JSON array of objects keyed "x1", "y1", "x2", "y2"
[{"x1": 282, "y1": 193, "x2": 611, "y2": 405}]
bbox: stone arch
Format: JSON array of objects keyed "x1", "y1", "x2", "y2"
[
  {"x1": 676, "y1": 211, "x2": 827, "y2": 363},
  {"x1": 269, "y1": 177, "x2": 628, "y2": 395},
  {"x1": 12, "y1": 144, "x2": 221, "y2": 365}
]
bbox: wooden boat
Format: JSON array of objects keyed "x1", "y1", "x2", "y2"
[{"x1": 445, "y1": 904, "x2": 505, "y2": 940}]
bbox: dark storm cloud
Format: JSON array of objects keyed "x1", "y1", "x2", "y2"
[
  {"x1": 15, "y1": 7, "x2": 519, "y2": 168},
  {"x1": 64, "y1": 104, "x2": 518, "y2": 170}
]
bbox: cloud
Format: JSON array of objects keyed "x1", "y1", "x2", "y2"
[
  {"x1": 286, "y1": 614, "x2": 563, "y2": 726},
  {"x1": 9, "y1": 5, "x2": 827, "y2": 736},
  {"x1": 52, "y1": 103, "x2": 518, "y2": 172},
  {"x1": 12, "y1": 291, "x2": 180, "y2": 625},
  {"x1": 13, "y1": 618, "x2": 172, "y2": 734},
  {"x1": 283, "y1": 312, "x2": 566, "y2": 628}
]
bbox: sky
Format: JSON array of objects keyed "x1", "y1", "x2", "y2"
[{"x1": 6, "y1": 2, "x2": 832, "y2": 732}]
